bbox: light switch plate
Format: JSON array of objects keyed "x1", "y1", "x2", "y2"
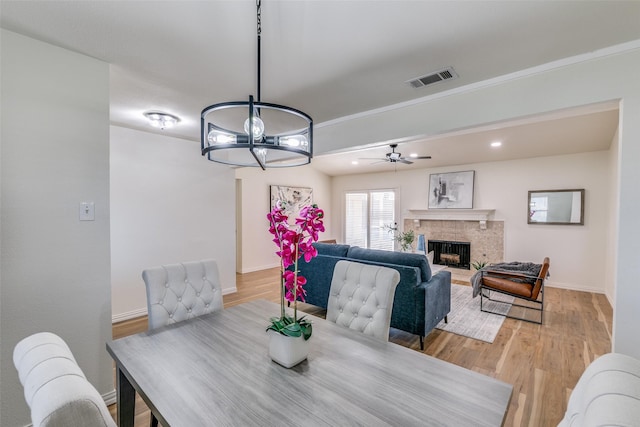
[{"x1": 79, "y1": 202, "x2": 95, "y2": 221}]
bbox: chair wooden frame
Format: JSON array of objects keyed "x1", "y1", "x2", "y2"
[{"x1": 479, "y1": 257, "x2": 549, "y2": 325}]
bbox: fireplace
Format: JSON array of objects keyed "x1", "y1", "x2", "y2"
[{"x1": 428, "y1": 240, "x2": 471, "y2": 270}]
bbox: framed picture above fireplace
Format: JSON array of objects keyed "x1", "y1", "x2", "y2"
[{"x1": 428, "y1": 170, "x2": 475, "y2": 209}]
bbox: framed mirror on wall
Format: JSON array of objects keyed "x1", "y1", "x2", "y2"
[{"x1": 528, "y1": 189, "x2": 585, "y2": 225}]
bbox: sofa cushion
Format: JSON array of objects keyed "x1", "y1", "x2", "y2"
[
  {"x1": 346, "y1": 247, "x2": 432, "y2": 282},
  {"x1": 314, "y1": 242, "x2": 350, "y2": 258}
]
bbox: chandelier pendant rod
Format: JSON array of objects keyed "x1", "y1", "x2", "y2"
[
  {"x1": 256, "y1": 0, "x2": 262, "y2": 103},
  {"x1": 249, "y1": 0, "x2": 264, "y2": 168},
  {"x1": 200, "y1": 0, "x2": 312, "y2": 170}
]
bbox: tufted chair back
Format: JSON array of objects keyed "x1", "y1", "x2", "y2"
[
  {"x1": 13, "y1": 332, "x2": 116, "y2": 427},
  {"x1": 142, "y1": 259, "x2": 224, "y2": 330},
  {"x1": 326, "y1": 260, "x2": 401, "y2": 341}
]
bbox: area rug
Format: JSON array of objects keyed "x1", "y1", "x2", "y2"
[{"x1": 435, "y1": 284, "x2": 514, "y2": 343}]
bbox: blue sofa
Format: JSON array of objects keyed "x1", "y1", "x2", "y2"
[{"x1": 292, "y1": 242, "x2": 451, "y2": 348}]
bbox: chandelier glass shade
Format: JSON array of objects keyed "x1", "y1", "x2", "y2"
[{"x1": 200, "y1": 0, "x2": 313, "y2": 170}]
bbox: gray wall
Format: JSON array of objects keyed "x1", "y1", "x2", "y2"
[{"x1": 1, "y1": 30, "x2": 113, "y2": 426}]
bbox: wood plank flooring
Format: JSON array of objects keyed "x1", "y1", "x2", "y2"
[{"x1": 109, "y1": 267, "x2": 612, "y2": 427}]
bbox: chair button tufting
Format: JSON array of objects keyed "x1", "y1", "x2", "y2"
[
  {"x1": 169, "y1": 314, "x2": 173, "y2": 318},
  {"x1": 178, "y1": 297, "x2": 182, "y2": 302},
  {"x1": 205, "y1": 304, "x2": 209, "y2": 308},
  {"x1": 165, "y1": 283, "x2": 169, "y2": 288},
  {"x1": 159, "y1": 300, "x2": 163, "y2": 305},
  {"x1": 348, "y1": 297, "x2": 352, "y2": 301},
  {"x1": 188, "y1": 309, "x2": 192, "y2": 313},
  {"x1": 196, "y1": 292, "x2": 200, "y2": 296}
]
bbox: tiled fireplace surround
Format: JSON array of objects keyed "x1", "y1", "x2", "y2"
[{"x1": 403, "y1": 219, "x2": 505, "y2": 268}]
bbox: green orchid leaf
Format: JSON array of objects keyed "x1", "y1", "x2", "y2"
[
  {"x1": 284, "y1": 322, "x2": 301, "y2": 332},
  {"x1": 300, "y1": 323, "x2": 313, "y2": 340},
  {"x1": 282, "y1": 328, "x2": 302, "y2": 338}
]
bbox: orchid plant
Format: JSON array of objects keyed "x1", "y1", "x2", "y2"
[{"x1": 266, "y1": 201, "x2": 324, "y2": 340}]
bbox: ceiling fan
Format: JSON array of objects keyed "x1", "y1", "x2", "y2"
[{"x1": 361, "y1": 144, "x2": 431, "y2": 165}]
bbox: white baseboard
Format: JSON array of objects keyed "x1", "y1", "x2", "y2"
[
  {"x1": 222, "y1": 286, "x2": 237, "y2": 295},
  {"x1": 546, "y1": 280, "x2": 605, "y2": 294},
  {"x1": 240, "y1": 263, "x2": 280, "y2": 274},
  {"x1": 103, "y1": 389, "x2": 117, "y2": 406},
  {"x1": 112, "y1": 307, "x2": 147, "y2": 323}
]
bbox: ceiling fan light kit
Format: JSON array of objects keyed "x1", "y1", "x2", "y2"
[
  {"x1": 200, "y1": 0, "x2": 313, "y2": 170},
  {"x1": 361, "y1": 143, "x2": 431, "y2": 165}
]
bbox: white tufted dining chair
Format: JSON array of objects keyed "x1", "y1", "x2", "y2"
[
  {"x1": 326, "y1": 260, "x2": 401, "y2": 341},
  {"x1": 142, "y1": 259, "x2": 224, "y2": 426},
  {"x1": 13, "y1": 332, "x2": 117, "y2": 427},
  {"x1": 142, "y1": 259, "x2": 224, "y2": 330}
]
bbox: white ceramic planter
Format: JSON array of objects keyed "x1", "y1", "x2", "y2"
[{"x1": 267, "y1": 330, "x2": 311, "y2": 368}]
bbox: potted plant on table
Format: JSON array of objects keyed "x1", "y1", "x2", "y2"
[
  {"x1": 266, "y1": 200, "x2": 324, "y2": 368},
  {"x1": 396, "y1": 229, "x2": 416, "y2": 252},
  {"x1": 384, "y1": 224, "x2": 416, "y2": 252}
]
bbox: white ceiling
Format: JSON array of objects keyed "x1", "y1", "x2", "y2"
[
  {"x1": 312, "y1": 102, "x2": 620, "y2": 176},
  {"x1": 1, "y1": 1, "x2": 637, "y2": 175}
]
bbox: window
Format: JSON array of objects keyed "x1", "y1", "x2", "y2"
[
  {"x1": 345, "y1": 190, "x2": 395, "y2": 250},
  {"x1": 529, "y1": 196, "x2": 548, "y2": 222}
]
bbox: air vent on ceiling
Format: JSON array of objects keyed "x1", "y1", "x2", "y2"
[{"x1": 406, "y1": 67, "x2": 458, "y2": 89}]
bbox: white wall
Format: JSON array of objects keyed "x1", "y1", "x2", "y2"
[
  {"x1": 110, "y1": 126, "x2": 236, "y2": 320},
  {"x1": 1, "y1": 30, "x2": 113, "y2": 426},
  {"x1": 332, "y1": 151, "x2": 611, "y2": 293},
  {"x1": 235, "y1": 166, "x2": 333, "y2": 273},
  {"x1": 605, "y1": 127, "x2": 620, "y2": 306},
  {"x1": 316, "y1": 47, "x2": 640, "y2": 359},
  {"x1": 614, "y1": 93, "x2": 640, "y2": 358}
]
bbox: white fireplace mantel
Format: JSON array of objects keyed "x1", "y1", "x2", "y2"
[{"x1": 406, "y1": 209, "x2": 496, "y2": 222}]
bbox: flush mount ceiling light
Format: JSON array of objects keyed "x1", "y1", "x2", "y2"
[
  {"x1": 491, "y1": 141, "x2": 502, "y2": 147},
  {"x1": 200, "y1": 0, "x2": 313, "y2": 170},
  {"x1": 144, "y1": 111, "x2": 180, "y2": 130}
]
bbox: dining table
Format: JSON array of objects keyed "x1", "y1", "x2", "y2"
[{"x1": 107, "y1": 299, "x2": 512, "y2": 426}]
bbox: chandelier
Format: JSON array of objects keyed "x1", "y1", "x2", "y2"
[{"x1": 200, "y1": 0, "x2": 313, "y2": 170}]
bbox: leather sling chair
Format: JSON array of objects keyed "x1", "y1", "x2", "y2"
[{"x1": 479, "y1": 257, "x2": 550, "y2": 324}]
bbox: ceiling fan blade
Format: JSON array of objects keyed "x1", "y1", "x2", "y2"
[
  {"x1": 397, "y1": 159, "x2": 413, "y2": 164},
  {"x1": 413, "y1": 156, "x2": 432, "y2": 159},
  {"x1": 359, "y1": 157, "x2": 387, "y2": 160}
]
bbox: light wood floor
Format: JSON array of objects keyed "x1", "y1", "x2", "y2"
[{"x1": 109, "y1": 267, "x2": 612, "y2": 427}]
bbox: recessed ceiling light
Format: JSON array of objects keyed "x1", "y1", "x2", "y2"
[
  {"x1": 351, "y1": 160, "x2": 359, "y2": 165},
  {"x1": 144, "y1": 111, "x2": 180, "y2": 130},
  {"x1": 409, "y1": 153, "x2": 418, "y2": 158},
  {"x1": 490, "y1": 141, "x2": 502, "y2": 147}
]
